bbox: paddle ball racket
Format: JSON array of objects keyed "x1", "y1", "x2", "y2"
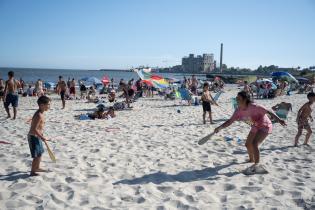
[
  {"x1": 198, "y1": 132, "x2": 215, "y2": 145},
  {"x1": 44, "y1": 140, "x2": 56, "y2": 162}
]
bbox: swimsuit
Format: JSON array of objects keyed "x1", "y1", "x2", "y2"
[
  {"x1": 70, "y1": 87, "x2": 75, "y2": 94},
  {"x1": 202, "y1": 101, "x2": 211, "y2": 112},
  {"x1": 297, "y1": 117, "x2": 311, "y2": 130},
  {"x1": 4, "y1": 92, "x2": 19, "y2": 108},
  {"x1": 230, "y1": 103, "x2": 272, "y2": 134},
  {"x1": 60, "y1": 90, "x2": 65, "y2": 100},
  {"x1": 28, "y1": 135, "x2": 44, "y2": 158}
]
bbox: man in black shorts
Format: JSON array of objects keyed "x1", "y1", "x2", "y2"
[
  {"x1": 56, "y1": 76, "x2": 67, "y2": 109},
  {"x1": 201, "y1": 82, "x2": 218, "y2": 124}
]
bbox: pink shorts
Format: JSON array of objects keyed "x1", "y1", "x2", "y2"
[{"x1": 250, "y1": 126, "x2": 272, "y2": 134}]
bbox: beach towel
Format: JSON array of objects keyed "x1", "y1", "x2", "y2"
[{"x1": 79, "y1": 114, "x2": 91, "y2": 120}]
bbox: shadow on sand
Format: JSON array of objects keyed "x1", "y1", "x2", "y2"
[
  {"x1": 113, "y1": 162, "x2": 240, "y2": 185},
  {"x1": 0, "y1": 171, "x2": 30, "y2": 181}
]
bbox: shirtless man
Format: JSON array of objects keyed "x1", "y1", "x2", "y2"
[
  {"x1": 191, "y1": 75, "x2": 198, "y2": 95},
  {"x1": 244, "y1": 81, "x2": 254, "y2": 99},
  {"x1": 56, "y1": 76, "x2": 67, "y2": 109},
  {"x1": 0, "y1": 78, "x2": 5, "y2": 101},
  {"x1": 70, "y1": 78, "x2": 76, "y2": 97},
  {"x1": 294, "y1": 92, "x2": 315, "y2": 146},
  {"x1": 3, "y1": 71, "x2": 20, "y2": 119}
]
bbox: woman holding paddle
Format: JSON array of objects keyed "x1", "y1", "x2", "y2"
[{"x1": 214, "y1": 91, "x2": 286, "y2": 174}]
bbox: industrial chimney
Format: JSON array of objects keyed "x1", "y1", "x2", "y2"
[{"x1": 220, "y1": 43, "x2": 223, "y2": 73}]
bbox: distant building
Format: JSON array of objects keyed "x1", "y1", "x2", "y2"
[{"x1": 182, "y1": 53, "x2": 215, "y2": 73}]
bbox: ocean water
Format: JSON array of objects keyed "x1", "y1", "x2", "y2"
[{"x1": 0, "y1": 68, "x2": 206, "y2": 83}]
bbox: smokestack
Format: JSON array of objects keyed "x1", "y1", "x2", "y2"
[{"x1": 220, "y1": 43, "x2": 223, "y2": 73}]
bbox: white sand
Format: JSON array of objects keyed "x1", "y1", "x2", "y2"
[{"x1": 0, "y1": 85, "x2": 314, "y2": 210}]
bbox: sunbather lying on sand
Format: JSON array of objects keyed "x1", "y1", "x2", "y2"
[{"x1": 75, "y1": 106, "x2": 115, "y2": 120}]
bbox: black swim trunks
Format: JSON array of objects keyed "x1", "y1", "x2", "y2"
[
  {"x1": 60, "y1": 90, "x2": 65, "y2": 100},
  {"x1": 202, "y1": 101, "x2": 211, "y2": 112},
  {"x1": 4, "y1": 93, "x2": 19, "y2": 108}
]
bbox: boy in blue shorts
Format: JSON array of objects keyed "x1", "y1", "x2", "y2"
[{"x1": 28, "y1": 95, "x2": 51, "y2": 176}]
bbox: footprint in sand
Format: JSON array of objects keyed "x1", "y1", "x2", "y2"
[
  {"x1": 223, "y1": 183, "x2": 236, "y2": 191},
  {"x1": 51, "y1": 183, "x2": 72, "y2": 192},
  {"x1": 273, "y1": 189, "x2": 284, "y2": 196},
  {"x1": 185, "y1": 195, "x2": 196, "y2": 203},
  {"x1": 91, "y1": 207, "x2": 107, "y2": 210},
  {"x1": 173, "y1": 190, "x2": 184, "y2": 197},
  {"x1": 65, "y1": 177, "x2": 76, "y2": 183},
  {"x1": 157, "y1": 186, "x2": 173, "y2": 193},
  {"x1": 241, "y1": 186, "x2": 262, "y2": 192},
  {"x1": 167, "y1": 200, "x2": 198, "y2": 210},
  {"x1": 195, "y1": 185, "x2": 205, "y2": 192},
  {"x1": 67, "y1": 190, "x2": 75, "y2": 200},
  {"x1": 8, "y1": 183, "x2": 28, "y2": 191}
]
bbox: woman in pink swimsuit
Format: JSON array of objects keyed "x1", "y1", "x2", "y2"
[{"x1": 214, "y1": 91, "x2": 286, "y2": 170}]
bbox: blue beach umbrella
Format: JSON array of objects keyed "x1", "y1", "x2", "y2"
[
  {"x1": 271, "y1": 72, "x2": 298, "y2": 83},
  {"x1": 44, "y1": 82, "x2": 55, "y2": 89}
]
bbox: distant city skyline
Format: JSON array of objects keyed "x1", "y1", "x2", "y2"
[{"x1": 0, "y1": 0, "x2": 314, "y2": 70}]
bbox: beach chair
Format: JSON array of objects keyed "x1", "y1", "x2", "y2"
[
  {"x1": 231, "y1": 98, "x2": 238, "y2": 110},
  {"x1": 178, "y1": 88, "x2": 192, "y2": 104},
  {"x1": 270, "y1": 109, "x2": 290, "y2": 123},
  {"x1": 275, "y1": 109, "x2": 289, "y2": 119}
]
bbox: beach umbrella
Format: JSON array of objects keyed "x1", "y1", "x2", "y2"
[
  {"x1": 102, "y1": 76, "x2": 110, "y2": 85},
  {"x1": 80, "y1": 76, "x2": 102, "y2": 85},
  {"x1": 256, "y1": 78, "x2": 273, "y2": 83},
  {"x1": 271, "y1": 72, "x2": 298, "y2": 83},
  {"x1": 296, "y1": 77, "x2": 309, "y2": 84},
  {"x1": 44, "y1": 82, "x2": 55, "y2": 89}
]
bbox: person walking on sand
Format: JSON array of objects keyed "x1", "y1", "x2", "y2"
[
  {"x1": 243, "y1": 81, "x2": 254, "y2": 99},
  {"x1": 28, "y1": 96, "x2": 51, "y2": 176},
  {"x1": 191, "y1": 75, "x2": 198, "y2": 95},
  {"x1": 35, "y1": 79, "x2": 44, "y2": 97},
  {"x1": 0, "y1": 78, "x2": 5, "y2": 102},
  {"x1": 56, "y1": 76, "x2": 67, "y2": 109},
  {"x1": 3, "y1": 71, "x2": 20, "y2": 119},
  {"x1": 294, "y1": 92, "x2": 315, "y2": 146},
  {"x1": 70, "y1": 78, "x2": 76, "y2": 98},
  {"x1": 201, "y1": 82, "x2": 218, "y2": 124},
  {"x1": 214, "y1": 91, "x2": 286, "y2": 174}
]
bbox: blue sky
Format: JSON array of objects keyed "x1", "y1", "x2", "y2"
[{"x1": 0, "y1": 0, "x2": 314, "y2": 70}]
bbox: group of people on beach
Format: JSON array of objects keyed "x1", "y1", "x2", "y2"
[{"x1": 1, "y1": 70, "x2": 314, "y2": 176}]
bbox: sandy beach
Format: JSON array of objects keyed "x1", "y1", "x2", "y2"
[{"x1": 0, "y1": 85, "x2": 314, "y2": 209}]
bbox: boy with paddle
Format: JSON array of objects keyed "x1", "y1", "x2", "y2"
[{"x1": 27, "y1": 96, "x2": 52, "y2": 176}]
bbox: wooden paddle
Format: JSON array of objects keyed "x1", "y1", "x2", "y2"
[
  {"x1": 198, "y1": 132, "x2": 215, "y2": 145},
  {"x1": 43, "y1": 140, "x2": 56, "y2": 162}
]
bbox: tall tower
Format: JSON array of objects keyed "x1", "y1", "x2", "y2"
[{"x1": 220, "y1": 43, "x2": 223, "y2": 73}]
